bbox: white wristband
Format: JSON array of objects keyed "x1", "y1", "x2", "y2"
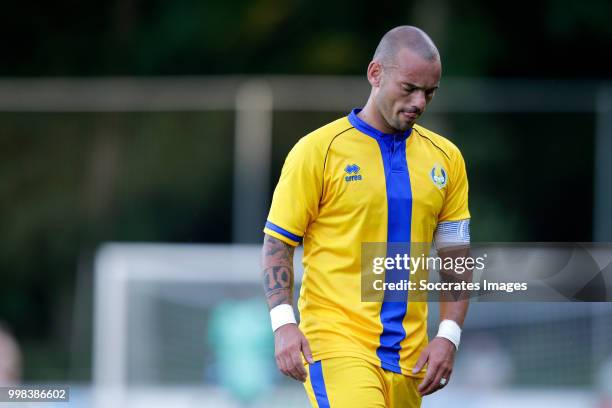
[
  {"x1": 436, "y1": 319, "x2": 462, "y2": 350},
  {"x1": 270, "y1": 304, "x2": 297, "y2": 332}
]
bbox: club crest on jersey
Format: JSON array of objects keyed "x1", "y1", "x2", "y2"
[
  {"x1": 430, "y1": 164, "x2": 447, "y2": 189},
  {"x1": 344, "y1": 163, "x2": 362, "y2": 182}
]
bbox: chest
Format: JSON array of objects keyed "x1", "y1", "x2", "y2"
[{"x1": 320, "y1": 137, "x2": 448, "y2": 222}]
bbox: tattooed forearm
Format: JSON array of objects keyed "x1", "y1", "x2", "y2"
[
  {"x1": 262, "y1": 234, "x2": 295, "y2": 309},
  {"x1": 263, "y1": 266, "x2": 293, "y2": 307}
]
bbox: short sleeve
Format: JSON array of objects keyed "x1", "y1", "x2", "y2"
[
  {"x1": 263, "y1": 137, "x2": 323, "y2": 246},
  {"x1": 438, "y1": 148, "x2": 470, "y2": 222}
]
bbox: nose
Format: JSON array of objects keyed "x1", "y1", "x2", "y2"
[{"x1": 411, "y1": 90, "x2": 427, "y2": 112}]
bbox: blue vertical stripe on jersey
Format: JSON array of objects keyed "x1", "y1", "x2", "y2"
[
  {"x1": 347, "y1": 108, "x2": 414, "y2": 373},
  {"x1": 375, "y1": 135, "x2": 413, "y2": 373},
  {"x1": 309, "y1": 361, "x2": 330, "y2": 408}
]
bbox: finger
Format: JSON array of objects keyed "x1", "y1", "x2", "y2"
[
  {"x1": 290, "y1": 349, "x2": 308, "y2": 382},
  {"x1": 412, "y1": 349, "x2": 430, "y2": 374},
  {"x1": 275, "y1": 354, "x2": 283, "y2": 373},
  {"x1": 422, "y1": 366, "x2": 450, "y2": 396},
  {"x1": 286, "y1": 350, "x2": 306, "y2": 382},
  {"x1": 301, "y1": 336, "x2": 314, "y2": 364},
  {"x1": 418, "y1": 362, "x2": 439, "y2": 394},
  {"x1": 280, "y1": 351, "x2": 297, "y2": 379},
  {"x1": 421, "y1": 369, "x2": 444, "y2": 396},
  {"x1": 277, "y1": 354, "x2": 290, "y2": 378},
  {"x1": 281, "y1": 348, "x2": 301, "y2": 381}
]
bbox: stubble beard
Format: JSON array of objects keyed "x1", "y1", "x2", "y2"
[
  {"x1": 384, "y1": 110, "x2": 412, "y2": 133},
  {"x1": 376, "y1": 95, "x2": 413, "y2": 133}
]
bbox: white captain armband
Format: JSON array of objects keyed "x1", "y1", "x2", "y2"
[{"x1": 434, "y1": 219, "x2": 470, "y2": 249}]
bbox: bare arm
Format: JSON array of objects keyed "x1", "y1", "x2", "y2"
[
  {"x1": 261, "y1": 234, "x2": 313, "y2": 382},
  {"x1": 438, "y1": 245, "x2": 471, "y2": 326},
  {"x1": 262, "y1": 234, "x2": 295, "y2": 309},
  {"x1": 415, "y1": 244, "x2": 472, "y2": 396}
]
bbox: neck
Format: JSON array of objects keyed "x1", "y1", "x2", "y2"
[{"x1": 357, "y1": 98, "x2": 398, "y2": 134}]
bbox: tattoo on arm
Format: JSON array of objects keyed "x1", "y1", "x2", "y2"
[{"x1": 262, "y1": 234, "x2": 295, "y2": 309}]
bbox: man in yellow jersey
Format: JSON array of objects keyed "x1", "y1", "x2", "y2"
[{"x1": 262, "y1": 25, "x2": 471, "y2": 407}]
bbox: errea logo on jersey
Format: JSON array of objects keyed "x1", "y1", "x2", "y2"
[{"x1": 344, "y1": 163, "x2": 362, "y2": 182}]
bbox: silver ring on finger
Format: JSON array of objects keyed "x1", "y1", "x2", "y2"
[{"x1": 439, "y1": 377, "x2": 447, "y2": 386}]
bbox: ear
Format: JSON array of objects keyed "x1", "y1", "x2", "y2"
[{"x1": 367, "y1": 61, "x2": 383, "y2": 88}]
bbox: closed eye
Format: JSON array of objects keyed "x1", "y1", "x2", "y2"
[{"x1": 402, "y1": 84, "x2": 438, "y2": 96}]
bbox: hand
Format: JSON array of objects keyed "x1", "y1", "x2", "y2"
[
  {"x1": 412, "y1": 337, "x2": 456, "y2": 396},
  {"x1": 274, "y1": 323, "x2": 314, "y2": 382}
]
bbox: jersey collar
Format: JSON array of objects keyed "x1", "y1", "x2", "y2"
[{"x1": 348, "y1": 108, "x2": 412, "y2": 140}]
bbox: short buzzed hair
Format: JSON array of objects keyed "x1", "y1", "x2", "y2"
[{"x1": 373, "y1": 26, "x2": 440, "y2": 65}]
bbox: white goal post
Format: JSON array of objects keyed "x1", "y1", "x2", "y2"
[{"x1": 92, "y1": 243, "x2": 305, "y2": 408}]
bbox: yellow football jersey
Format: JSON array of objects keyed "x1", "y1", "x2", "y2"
[{"x1": 264, "y1": 109, "x2": 470, "y2": 377}]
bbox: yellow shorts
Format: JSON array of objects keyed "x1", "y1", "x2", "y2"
[{"x1": 303, "y1": 357, "x2": 422, "y2": 408}]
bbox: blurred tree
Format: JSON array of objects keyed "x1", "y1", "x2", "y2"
[{"x1": 2, "y1": 0, "x2": 611, "y2": 77}]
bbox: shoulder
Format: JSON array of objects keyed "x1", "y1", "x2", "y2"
[
  {"x1": 290, "y1": 116, "x2": 354, "y2": 158},
  {"x1": 412, "y1": 124, "x2": 464, "y2": 162}
]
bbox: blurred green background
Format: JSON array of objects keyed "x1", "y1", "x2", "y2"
[{"x1": 1, "y1": 0, "x2": 610, "y2": 382}]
